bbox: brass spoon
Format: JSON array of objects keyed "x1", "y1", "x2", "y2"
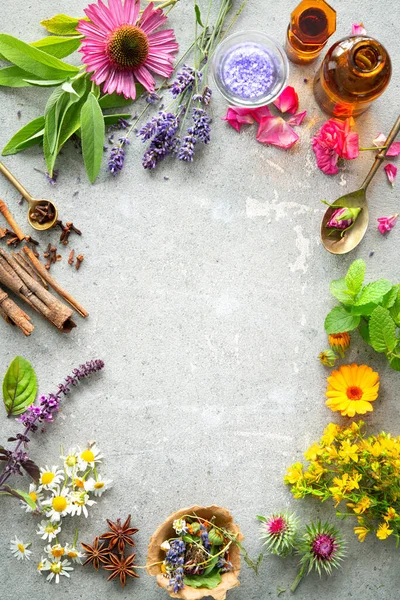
[
  {"x1": 0, "y1": 161, "x2": 58, "y2": 231},
  {"x1": 321, "y1": 114, "x2": 400, "y2": 255}
]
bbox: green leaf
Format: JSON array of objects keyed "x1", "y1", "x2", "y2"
[
  {"x1": 40, "y1": 14, "x2": 88, "y2": 36},
  {"x1": 80, "y1": 92, "x2": 105, "y2": 183},
  {"x1": 99, "y1": 90, "x2": 142, "y2": 109},
  {"x1": 2, "y1": 116, "x2": 45, "y2": 156},
  {"x1": 359, "y1": 322, "x2": 370, "y2": 344},
  {"x1": 345, "y1": 259, "x2": 365, "y2": 294},
  {"x1": 324, "y1": 306, "x2": 360, "y2": 334},
  {"x1": 0, "y1": 65, "x2": 38, "y2": 87},
  {"x1": 23, "y1": 78, "x2": 68, "y2": 87},
  {"x1": 31, "y1": 36, "x2": 82, "y2": 59},
  {"x1": 369, "y1": 306, "x2": 397, "y2": 353},
  {"x1": 194, "y1": 2, "x2": 205, "y2": 27},
  {"x1": 355, "y1": 280, "x2": 392, "y2": 306},
  {"x1": 102, "y1": 113, "x2": 131, "y2": 126},
  {"x1": 184, "y1": 569, "x2": 222, "y2": 590},
  {"x1": 350, "y1": 303, "x2": 377, "y2": 317},
  {"x1": 390, "y1": 355, "x2": 400, "y2": 371},
  {"x1": 2, "y1": 356, "x2": 37, "y2": 416},
  {"x1": 2, "y1": 486, "x2": 36, "y2": 509},
  {"x1": 382, "y1": 285, "x2": 400, "y2": 309},
  {"x1": 330, "y1": 278, "x2": 355, "y2": 305},
  {"x1": 57, "y1": 83, "x2": 90, "y2": 150},
  {"x1": 0, "y1": 34, "x2": 79, "y2": 80}
]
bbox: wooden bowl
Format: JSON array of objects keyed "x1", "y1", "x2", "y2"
[{"x1": 147, "y1": 505, "x2": 243, "y2": 600}]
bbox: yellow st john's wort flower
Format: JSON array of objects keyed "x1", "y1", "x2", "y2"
[
  {"x1": 339, "y1": 440, "x2": 359, "y2": 463},
  {"x1": 354, "y1": 526, "x2": 369, "y2": 542},
  {"x1": 284, "y1": 463, "x2": 303, "y2": 485},
  {"x1": 347, "y1": 496, "x2": 371, "y2": 515},
  {"x1": 321, "y1": 423, "x2": 340, "y2": 446},
  {"x1": 384, "y1": 507, "x2": 398, "y2": 521},
  {"x1": 325, "y1": 364, "x2": 380, "y2": 417},
  {"x1": 304, "y1": 443, "x2": 323, "y2": 461},
  {"x1": 304, "y1": 461, "x2": 325, "y2": 483},
  {"x1": 376, "y1": 522, "x2": 393, "y2": 540}
]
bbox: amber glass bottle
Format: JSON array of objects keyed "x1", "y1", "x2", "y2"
[
  {"x1": 285, "y1": 0, "x2": 336, "y2": 65},
  {"x1": 314, "y1": 36, "x2": 392, "y2": 117}
]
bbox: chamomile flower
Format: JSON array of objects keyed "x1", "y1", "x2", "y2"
[
  {"x1": 42, "y1": 487, "x2": 71, "y2": 522},
  {"x1": 69, "y1": 491, "x2": 96, "y2": 518},
  {"x1": 60, "y1": 449, "x2": 79, "y2": 476},
  {"x1": 38, "y1": 466, "x2": 64, "y2": 490},
  {"x1": 73, "y1": 476, "x2": 86, "y2": 490},
  {"x1": 84, "y1": 475, "x2": 113, "y2": 497},
  {"x1": 45, "y1": 543, "x2": 65, "y2": 560},
  {"x1": 37, "y1": 557, "x2": 51, "y2": 573},
  {"x1": 77, "y1": 444, "x2": 103, "y2": 470},
  {"x1": 42, "y1": 559, "x2": 73, "y2": 583},
  {"x1": 10, "y1": 537, "x2": 32, "y2": 561},
  {"x1": 36, "y1": 520, "x2": 61, "y2": 542},
  {"x1": 21, "y1": 483, "x2": 44, "y2": 513},
  {"x1": 64, "y1": 543, "x2": 84, "y2": 563}
]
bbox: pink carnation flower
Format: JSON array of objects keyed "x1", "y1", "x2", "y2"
[
  {"x1": 77, "y1": 0, "x2": 178, "y2": 100},
  {"x1": 377, "y1": 215, "x2": 398, "y2": 235},
  {"x1": 312, "y1": 118, "x2": 359, "y2": 175}
]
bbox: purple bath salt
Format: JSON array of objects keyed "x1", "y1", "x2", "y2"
[{"x1": 221, "y1": 43, "x2": 277, "y2": 99}]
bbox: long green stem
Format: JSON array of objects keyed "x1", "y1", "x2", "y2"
[
  {"x1": 359, "y1": 146, "x2": 387, "y2": 151},
  {"x1": 291, "y1": 565, "x2": 306, "y2": 593}
]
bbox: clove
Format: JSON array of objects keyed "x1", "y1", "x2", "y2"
[
  {"x1": 68, "y1": 249, "x2": 75, "y2": 266},
  {"x1": 75, "y1": 254, "x2": 84, "y2": 271}
]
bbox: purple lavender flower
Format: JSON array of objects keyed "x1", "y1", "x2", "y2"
[
  {"x1": 145, "y1": 91, "x2": 161, "y2": 104},
  {"x1": 170, "y1": 65, "x2": 202, "y2": 98},
  {"x1": 108, "y1": 138, "x2": 130, "y2": 176},
  {"x1": 192, "y1": 108, "x2": 211, "y2": 144},
  {"x1": 139, "y1": 111, "x2": 180, "y2": 170},
  {"x1": 170, "y1": 567, "x2": 184, "y2": 593},
  {"x1": 202, "y1": 86, "x2": 212, "y2": 106},
  {"x1": 200, "y1": 526, "x2": 211, "y2": 551},
  {"x1": 178, "y1": 133, "x2": 197, "y2": 162},
  {"x1": 45, "y1": 170, "x2": 58, "y2": 185}
]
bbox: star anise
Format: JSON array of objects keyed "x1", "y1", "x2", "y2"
[
  {"x1": 100, "y1": 514, "x2": 138, "y2": 554},
  {"x1": 81, "y1": 536, "x2": 110, "y2": 570},
  {"x1": 103, "y1": 552, "x2": 139, "y2": 587}
]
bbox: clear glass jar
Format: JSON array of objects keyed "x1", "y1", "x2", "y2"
[{"x1": 212, "y1": 31, "x2": 289, "y2": 107}]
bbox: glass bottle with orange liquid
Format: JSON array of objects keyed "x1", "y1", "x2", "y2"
[
  {"x1": 314, "y1": 35, "x2": 392, "y2": 118},
  {"x1": 285, "y1": 0, "x2": 336, "y2": 65}
]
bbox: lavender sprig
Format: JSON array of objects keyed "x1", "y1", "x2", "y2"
[
  {"x1": 139, "y1": 111, "x2": 181, "y2": 169},
  {"x1": 108, "y1": 138, "x2": 130, "y2": 176},
  {"x1": 170, "y1": 65, "x2": 202, "y2": 98},
  {"x1": 0, "y1": 360, "x2": 104, "y2": 490}
]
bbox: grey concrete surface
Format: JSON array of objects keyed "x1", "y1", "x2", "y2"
[{"x1": 0, "y1": 0, "x2": 399, "y2": 598}]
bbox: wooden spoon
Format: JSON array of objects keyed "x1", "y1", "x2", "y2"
[{"x1": 321, "y1": 114, "x2": 400, "y2": 255}]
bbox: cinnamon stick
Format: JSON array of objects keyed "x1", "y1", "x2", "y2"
[
  {"x1": 12, "y1": 252, "x2": 48, "y2": 289},
  {"x1": 0, "y1": 284, "x2": 33, "y2": 336},
  {"x1": 0, "y1": 199, "x2": 26, "y2": 241},
  {"x1": 0, "y1": 248, "x2": 76, "y2": 333},
  {"x1": 23, "y1": 246, "x2": 88, "y2": 318}
]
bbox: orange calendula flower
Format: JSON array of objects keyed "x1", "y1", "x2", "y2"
[
  {"x1": 325, "y1": 364, "x2": 380, "y2": 417},
  {"x1": 328, "y1": 332, "x2": 351, "y2": 357},
  {"x1": 319, "y1": 349, "x2": 338, "y2": 367},
  {"x1": 376, "y1": 522, "x2": 393, "y2": 540},
  {"x1": 354, "y1": 526, "x2": 369, "y2": 542}
]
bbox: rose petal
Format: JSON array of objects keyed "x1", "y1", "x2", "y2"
[
  {"x1": 312, "y1": 139, "x2": 339, "y2": 175},
  {"x1": 256, "y1": 116, "x2": 299, "y2": 149},
  {"x1": 223, "y1": 106, "x2": 255, "y2": 132},
  {"x1": 377, "y1": 214, "x2": 398, "y2": 234},
  {"x1": 341, "y1": 130, "x2": 359, "y2": 160},
  {"x1": 251, "y1": 105, "x2": 272, "y2": 123},
  {"x1": 287, "y1": 111, "x2": 307, "y2": 126},
  {"x1": 384, "y1": 164, "x2": 397, "y2": 185},
  {"x1": 373, "y1": 133, "x2": 400, "y2": 156},
  {"x1": 352, "y1": 23, "x2": 367, "y2": 35},
  {"x1": 272, "y1": 86, "x2": 299, "y2": 114}
]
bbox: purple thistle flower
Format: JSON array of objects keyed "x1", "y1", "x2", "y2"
[{"x1": 170, "y1": 65, "x2": 202, "y2": 98}]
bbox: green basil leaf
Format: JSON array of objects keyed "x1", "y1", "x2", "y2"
[
  {"x1": 31, "y1": 36, "x2": 82, "y2": 59},
  {"x1": 345, "y1": 259, "x2": 365, "y2": 294},
  {"x1": 40, "y1": 14, "x2": 88, "y2": 36},
  {"x1": 99, "y1": 90, "x2": 141, "y2": 109},
  {"x1": 2, "y1": 116, "x2": 45, "y2": 155},
  {"x1": 0, "y1": 34, "x2": 79, "y2": 80},
  {"x1": 324, "y1": 306, "x2": 360, "y2": 334},
  {"x1": 2, "y1": 356, "x2": 37, "y2": 416},
  {"x1": 330, "y1": 278, "x2": 355, "y2": 305},
  {"x1": 355, "y1": 279, "x2": 392, "y2": 306},
  {"x1": 194, "y1": 2, "x2": 204, "y2": 27},
  {"x1": 80, "y1": 92, "x2": 105, "y2": 183},
  {"x1": 184, "y1": 569, "x2": 222, "y2": 590},
  {"x1": 369, "y1": 306, "x2": 397, "y2": 353}
]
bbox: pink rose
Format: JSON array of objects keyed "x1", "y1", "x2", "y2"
[{"x1": 312, "y1": 118, "x2": 359, "y2": 175}]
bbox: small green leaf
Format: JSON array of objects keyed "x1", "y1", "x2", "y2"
[
  {"x1": 2, "y1": 116, "x2": 45, "y2": 156},
  {"x1": 359, "y1": 322, "x2": 371, "y2": 344},
  {"x1": 23, "y1": 78, "x2": 67, "y2": 87},
  {"x1": 382, "y1": 285, "x2": 400, "y2": 309},
  {"x1": 80, "y1": 92, "x2": 105, "y2": 183},
  {"x1": 2, "y1": 356, "x2": 37, "y2": 416},
  {"x1": 345, "y1": 259, "x2": 365, "y2": 294},
  {"x1": 99, "y1": 90, "x2": 142, "y2": 109},
  {"x1": 194, "y1": 3, "x2": 205, "y2": 27},
  {"x1": 324, "y1": 306, "x2": 360, "y2": 334},
  {"x1": 0, "y1": 34, "x2": 79, "y2": 80},
  {"x1": 330, "y1": 278, "x2": 355, "y2": 305},
  {"x1": 31, "y1": 36, "x2": 82, "y2": 59},
  {"x1": 14, "y1": 489, "x2": 37, "y2": 510},
  {"x1": 350, "y1": 303, "x2": 377, "y2": 317},
  {"x1": 355, "y1": 280, "x2": 392, "y2": 306},
  {"x1": 390, "y1": 355, "x2": 400, "y2": 372},
  {"x1": 0, "y1": 65, "x2": 37, "y2": 87},
  {"x1": 369, "y1": 306, "x2": 397, "y2": 353},
  {"x1": 40, "y1": 14, "x2": 88, "y2": 36},
  {"x1": 184, "y1": 569, "x2": 222, "y2": 590}
]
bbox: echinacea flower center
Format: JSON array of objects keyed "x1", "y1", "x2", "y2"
[
  {"x1": 52, "y1": 496, "x2": 67, "y2": 512},
  {"x1": 107, "y1": 25, "x2": 149, "y2": 70},
  {"x1": 80, "y1": 449, "x2": 95, "y2": 462},
  {"x1": 41, "y1": 472, "x2": 55, "y2": 485},
  {"x1": 17, "y1": 543, "x2": 25, "y2": 553},
  {"x1": 312, "y1": 534, "x2": 335, "y2": 559},
  {"x1": 347, "y1": 386, "x2": 363, "y2": 400}
]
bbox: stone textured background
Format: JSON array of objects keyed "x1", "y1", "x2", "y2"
[{"x1": 0, "y1": 1, "x2": 399, "y2": 598}]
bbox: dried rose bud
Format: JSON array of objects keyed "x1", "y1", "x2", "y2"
[{"x1": 327, "y1": 207, "x2": 361, "y2": 230}]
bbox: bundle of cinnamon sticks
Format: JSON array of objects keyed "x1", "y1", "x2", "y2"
[{"x1": 0, "y1": 200, "x2": 88, "y2": 336}]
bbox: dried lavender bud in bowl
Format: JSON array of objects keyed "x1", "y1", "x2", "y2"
[{"x1": 212, "y1": 30, "x2": 289, "y2": 107}]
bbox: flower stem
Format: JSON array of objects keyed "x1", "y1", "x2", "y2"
[
  {"x1": 359, "y1": 146, "x2": 387, "y2": 151},
  {"x1": 291, "y1": 565, "x2": 306, "y2": 593}
]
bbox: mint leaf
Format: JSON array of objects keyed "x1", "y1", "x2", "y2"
[
  {"x1": 350, "y1": 303, "x2": 377, "y2": 317},
  {"x1": 355, "y1": 280, "x2": 392, "y2": 306},
  {"x1": 325, "y1": 306, "x2": 360, "y2": 334},
  {"x1": 382, "y1": 285, "x2": 400, "y2": 309},
  {"x1": 2, "y1": 116, "x2": 44, "y2": 155},
  {"x1": 330, "y1": 278, "x2": 355, "y2": 305},
  {"x1": 40, "y1": 14, "x2": 88, "y2": 36},
  {"x1": 390, "y1": 355, "x2": 400, "y2": 371},
  {"x1": 80, "y1": 92, "x2": 105, "y2": 183},
  {"x1": 369, "y1": 306, "x2": 397, "y2": 353},
  {"x1": 345, "y1": 259, "x2": 366, "y2": 293},
  {"x1": 2, "y1": 356, "x2": 37, "y2": 416}
]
